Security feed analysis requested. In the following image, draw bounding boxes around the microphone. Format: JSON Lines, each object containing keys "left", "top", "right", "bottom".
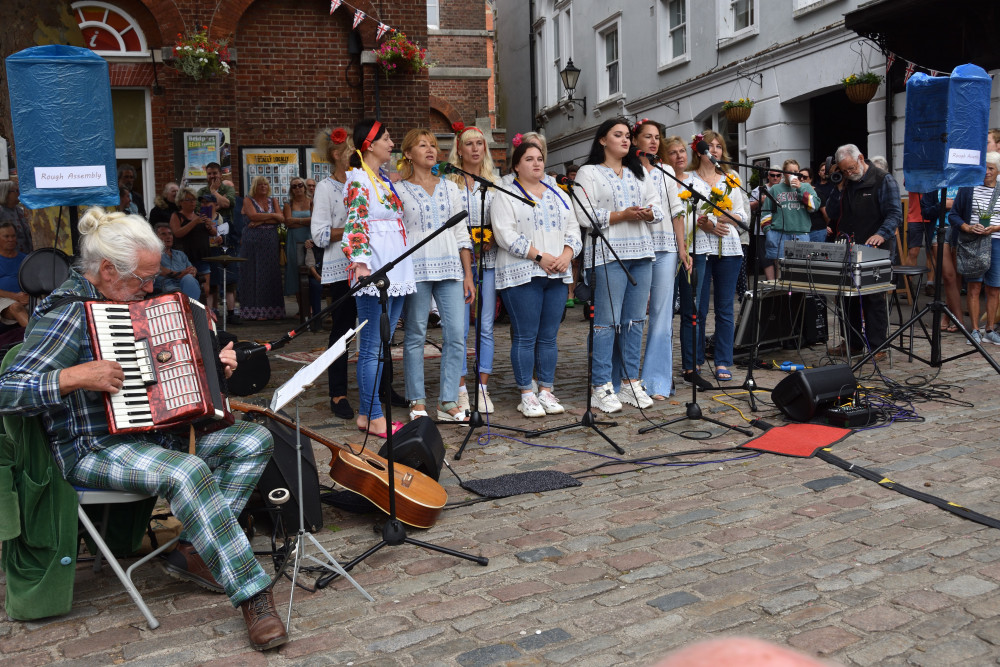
{"left": 430, "top": 161, "right": 456, "bottom": 176}
{"left": 695, "top": 140, "right": 721, "bottom": 168}
{"left": 443, "top": 210, "right": 469, "bottom": 228}
{"left": 633, "top": 148, "right": 660, "bottom": 163}
{"left": 556, "top": 174, "right": 576, "bottom": 187}
{"left": 235, "top": 342, "right": 271, "bottom": 362}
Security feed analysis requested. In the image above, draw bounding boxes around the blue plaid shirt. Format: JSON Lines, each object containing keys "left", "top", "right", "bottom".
{"left": 0, "top": 270, "right": 172, "bottom": 477}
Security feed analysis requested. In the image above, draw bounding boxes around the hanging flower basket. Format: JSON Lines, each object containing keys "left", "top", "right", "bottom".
{"left": 374, "top": 32, "right": 429, "bottom": 76}
{"left": 171, "top": 26, "right": 230, "bottom": 80}
{"left": 841, "top": 72, "right": 883, "bottom": 104}
{"left": 721, "top": 99, "right": 754, "bottom": 124}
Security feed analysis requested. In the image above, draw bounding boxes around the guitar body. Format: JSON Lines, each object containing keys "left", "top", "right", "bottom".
{"left": 230, "top": 401, "right": 447, "bottom": 529}
{"left": 329, "top": 447, "right": 447, "bottom": 529}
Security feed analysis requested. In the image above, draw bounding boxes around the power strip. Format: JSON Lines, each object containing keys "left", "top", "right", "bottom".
{"left": 823, "top": 404, "right": 876, "bottom": 428}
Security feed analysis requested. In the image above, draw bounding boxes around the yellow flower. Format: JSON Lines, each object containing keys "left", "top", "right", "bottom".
{"left": 470, "top": 227, "right": 482, "bottom": 244}
{"left": 719, "top": 196, "right": 733, "bottom": 211}
{"left": 725, "top": 173, "right": 741, "bottom": 189}
{"left": 482, "top": 229, "right": 493, "bottom": 244}
{"left": 678, "top": 190, "right": 692, "bottom": 200}
{"left": 711, "top": 186, "right": 725, "bottom": 198}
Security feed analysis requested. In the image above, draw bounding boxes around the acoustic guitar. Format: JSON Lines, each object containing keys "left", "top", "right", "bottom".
{"left": 231, "top": 401, "right": 447, "bottom": 529}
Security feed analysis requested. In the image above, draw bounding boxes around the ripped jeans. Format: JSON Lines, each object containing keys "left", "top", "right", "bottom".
{"left": 589, "top": 257, "right": 653, "bottom": 388}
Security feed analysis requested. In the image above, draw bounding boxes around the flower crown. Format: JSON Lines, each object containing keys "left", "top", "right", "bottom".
{"left": 632, "top": 118, "right": 653, "bottom": 135}
{"left": 330, "top": 127, "right": 347, "bottom": 145}
{"left": 511, "top": 133, "right": 524, "bottom": 148}
{"left": 690, "top": 133, "right": 705, "bottom": 154}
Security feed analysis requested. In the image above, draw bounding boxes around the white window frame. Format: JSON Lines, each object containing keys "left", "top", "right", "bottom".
{"left": 594, "top": 13, "right": 622, "bottom": 103}
{"left": 657, "top": 0, "right": 689, "bottom": 69}
{"left": 792, "top": 0, "right": 843, "bottom": 18}
{"left": 72, "top": 1, "right": 149, "bottom": 57}
{"left": 717, "top": 0, "right": 758, "bottom": 45}
{"left": 111, "top": 87, "right": 155, "bottom": 207}
{"left": 427, "top": 0, "right": 440, "bottom": 29}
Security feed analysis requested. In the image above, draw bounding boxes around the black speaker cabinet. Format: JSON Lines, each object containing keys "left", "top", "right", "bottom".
{"left": 249, "top": 412, "right": 323, "bottom": 533}
{"left": 378, "top": 416, "right": 445, "bottom": 480}
{"left": 771, "top": 365, "right": 857, "bottom": 422}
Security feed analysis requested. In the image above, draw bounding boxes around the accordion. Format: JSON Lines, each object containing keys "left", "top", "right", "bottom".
{"left": 85, "top": 293, "right": 234, "bottom": 434}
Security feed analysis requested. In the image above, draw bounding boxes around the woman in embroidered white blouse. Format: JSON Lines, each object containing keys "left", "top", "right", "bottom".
{"left": 492, "top": 140, "right": 582, "bottom": 417}
{"left": 573, "top": 118, "right": 663, "bottom": 415}
{"left": 396, "top": 129, "right": 475, "bottom": 423}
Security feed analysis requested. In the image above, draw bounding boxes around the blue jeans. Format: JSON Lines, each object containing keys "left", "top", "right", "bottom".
{"left": 404, "top": 280, "right": 465, "bottom": 405}
{"left": 809, "top": 228, "right": 829, "bottom": 243}
{"left": 591, "top": 258, "right": 653, "bottom": 387}
{"left": 699, "top": 254, "right": 742, "bottom": 368}
{"left": 463, "top": 267, "right": 496, "bottom": 377}
{"left": 679, "top": 253, "right": 707, "bottom": 370}
{"left": 642, "top": 251, "right": 679, "bottom": 396}
{"left": 355, "top": 293, "right": 405, "bottom": 421}
{"left": 501, "top": 277, "right": 567, "bottom": 390}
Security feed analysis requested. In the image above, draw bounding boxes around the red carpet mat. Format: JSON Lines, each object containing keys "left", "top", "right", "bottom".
{"left": 740, "top": 423, "right": 852, "bottom": 458}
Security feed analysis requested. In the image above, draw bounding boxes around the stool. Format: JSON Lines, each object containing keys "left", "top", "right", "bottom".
{"left": 890, "top": 265, "right": 930, "bottom": 360}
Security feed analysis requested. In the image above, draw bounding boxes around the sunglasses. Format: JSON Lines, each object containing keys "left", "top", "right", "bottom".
{"left": 291, "top": 183, "right": 305, "bottom": 189}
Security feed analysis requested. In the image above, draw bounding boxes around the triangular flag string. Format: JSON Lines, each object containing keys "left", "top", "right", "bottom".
{"left": 325, "top": 0, "right": 403, "bottom": 43}
{"left": 329, "top": 0, "right": 342, "bottom": 15}
{"left": 352, "top": 9, "right": 365, "bottom": 29}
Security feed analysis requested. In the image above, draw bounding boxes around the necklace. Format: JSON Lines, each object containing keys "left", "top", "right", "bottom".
{"left": 603, "top": 162, "right": 623, "bottom": 177}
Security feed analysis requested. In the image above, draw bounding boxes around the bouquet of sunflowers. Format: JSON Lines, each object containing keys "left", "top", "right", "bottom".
{"left": 678, "top": 172, "right": 741, "bottom": 255}
{"left": 470, "top": 225, "right": 493, "bottom": 259}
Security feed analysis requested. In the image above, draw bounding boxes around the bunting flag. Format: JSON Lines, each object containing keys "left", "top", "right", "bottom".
{"left": 929, "top": 69, "right": 939, "bottom": 77}
{"left": 329, "top": 0, "right": 342, "bottom": 14}
{"left": 376, "top": 22, "right": 390, "bottom": 40}
{"left": 353, "top": 9, "right": 365, "bottom": 29}
{"left": 885, "top": 52, "right": 895, "bottom": 75}
{"left": 903, "top": 60, "right": 916, "bottom": 84}
{"left": 325, "top": 0, "right": 404, "bottom": 43}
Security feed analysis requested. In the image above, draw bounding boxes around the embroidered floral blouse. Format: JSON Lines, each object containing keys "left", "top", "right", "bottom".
{"left": 457, "top": 179, "right": 497, "bottom": 270}
{"left": 647, "top": 164, "right": 684, "bottom": 253}
{"left": 341, "top": 167, "right": 416, "bottom": 297}
{"left": 572, "top": 164, "right": 663, "bottom": 267}
{"left": 395, "top": 177, "right": 472, "bottom": 283}
{"left": 683, "top": 170, "right": 746, "bottom": 257}
{"left": 491, "top": 182, "right": 582, "bottom": 289}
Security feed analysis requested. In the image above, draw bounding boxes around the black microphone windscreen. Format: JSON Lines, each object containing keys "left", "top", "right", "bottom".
{"left": 695, "top": 140, "right": 711, "bottom": 155}
{"left": 445, "top": 210, "right": 469, "bottom": 227}
{"left": 556, "top": 174, "right": 574, "bottom": 186}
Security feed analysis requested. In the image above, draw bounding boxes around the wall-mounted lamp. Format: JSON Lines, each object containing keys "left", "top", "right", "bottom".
{"left": 559, "top": 58, "right": 587, "bottom": 116}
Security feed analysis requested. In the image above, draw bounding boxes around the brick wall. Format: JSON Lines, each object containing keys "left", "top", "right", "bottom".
{"left": 112, "top": 0, "right": 428, "bottom": 192}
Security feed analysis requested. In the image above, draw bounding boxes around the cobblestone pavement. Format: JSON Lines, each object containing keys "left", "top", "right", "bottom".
{"left": 4, "top": 291, "right": 1000, "bottom": 666}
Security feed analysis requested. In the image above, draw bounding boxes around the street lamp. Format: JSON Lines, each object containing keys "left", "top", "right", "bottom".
{"left": 559, "top": 58, "right": 587, "bottom": 116}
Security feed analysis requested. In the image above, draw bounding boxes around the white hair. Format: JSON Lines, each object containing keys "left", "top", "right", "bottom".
{"left": 77, "top": 207, "right": 163, "bottom": 276}
{"left": 869, "top": 155, "right": 888, "bottom": 171}
{"left": 835, "top": 144, "right": 862, "bottom": 163}
{"left": 986, "top": 151, "right": 1000, "bottom": 169}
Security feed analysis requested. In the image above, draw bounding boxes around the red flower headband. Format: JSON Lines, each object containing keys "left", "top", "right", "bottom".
{"left": 511, "top": 133, "right": 524, "bottom": 148}
{"left": 361, "top": 121, "right": 382, "bottom": 151}
{"left": 632, "top": 118, "right": 653, "bottom": 135}
{"left": 454, "top": 122, "right": 485, "bottom": 138}
{"left": 690, "top": 133, "right": 705, "bottom": 155}
{"left": 330, "top": 127, "right": 347, "bottom": 145}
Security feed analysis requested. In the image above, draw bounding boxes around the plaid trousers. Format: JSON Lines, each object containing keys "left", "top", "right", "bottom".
{"left": 68, "top": 421, "right": 274, "bottom": 607}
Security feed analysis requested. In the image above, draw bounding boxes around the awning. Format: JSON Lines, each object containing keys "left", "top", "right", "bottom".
{"left": 845, "top": 0, "right": 1000, "bottom": 72}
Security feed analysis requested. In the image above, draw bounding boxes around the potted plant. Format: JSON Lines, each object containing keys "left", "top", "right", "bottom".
{"left": 171, "top": 26, "right": 230, "bottom": 80}
{"left": 721, "top": 98, "right": 754, "bottom": 124}
{"left": 374, "top": 32, "right": 429, "bottom": 76}
{"left": 841, "top": 72, "right": 883, "bottom": 104}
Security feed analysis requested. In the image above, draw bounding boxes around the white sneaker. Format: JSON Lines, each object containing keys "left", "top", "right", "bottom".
{"left": 591, "top": 382, "right": 623, "bottom": 413}
{"left": 536, "top": 389, "right": 565, "bottom": 414}
{"left": 456, "top": 388, "right": 471, "bottom": 413}
{"left": 477, "top": 385, "right": 494, "bottom": 413}
{"left": 985, "top": 330, "right": 1000, "bottom": 346}
{"left": 517, "top": 392, "right": 546, "bottom": 418}
{"left": 617, "top": 379, "right": 654, "bottom": 409}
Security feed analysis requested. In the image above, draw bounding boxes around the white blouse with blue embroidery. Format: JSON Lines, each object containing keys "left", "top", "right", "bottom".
{"left": 491, "top": 182, "right": 582, "bottom": 289}
{"left": 395, "top": 177, "right": 472, "bottom": 283}
{"left": 454, "top": 178, "right": 497, "bottom": 269}
{"left": 683, "top": 170, "right": 747, "bottom": 257}
{"left": 646, "top": 165, "right": 684, "bottom": 253}
{"left": 572, "top": 164, "right": 663, "bottom": 267}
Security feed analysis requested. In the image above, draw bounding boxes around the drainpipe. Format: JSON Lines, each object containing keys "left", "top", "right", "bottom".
{"left": 529, "top": 0, "right": 538, "bottom": 130}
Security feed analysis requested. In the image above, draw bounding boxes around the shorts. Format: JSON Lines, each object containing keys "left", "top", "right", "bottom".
{"left": 195, "top": 260, "right": 211, "bottom": 276}
{"left": 985, "top": 238, "right": 1000, "bottom": 288}
{"left": 764, "top": 229, "right": 809, "bottom": 261}
{"left": 906, "top": 221, "right": 933, "bottom": 251}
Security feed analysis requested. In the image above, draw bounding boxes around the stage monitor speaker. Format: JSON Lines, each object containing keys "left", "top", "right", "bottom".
{"left": 771, "top": 365, "right": 857, "bottom": 422}
{"left": 378, "top": 416, "right": 445, "bottom": 481}
{"left": 247, "top": 411, "right": 323, "bottom": 533}
{"left": 735, "top": 290, "right": 802, "bottom": 350}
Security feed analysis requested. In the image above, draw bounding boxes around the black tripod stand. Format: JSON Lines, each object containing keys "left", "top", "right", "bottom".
{"left": 854, "top": 186, "right": 1000, "bottom": 375}
{"left": 445, "top": 166, "right": 540, "bottom": 460}
{"left": 525, "top": 181, "right": 637, "bottom": 454}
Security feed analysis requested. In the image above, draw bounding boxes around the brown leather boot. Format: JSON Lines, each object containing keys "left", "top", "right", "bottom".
{"left": 162, "top": 542, "right": 224, "bottom": 593}
{"left": 241, "top": 589, "right": 288, "bottom": 651}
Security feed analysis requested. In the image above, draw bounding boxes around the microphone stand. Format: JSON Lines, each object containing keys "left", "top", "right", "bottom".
{"left": 294, "top": 209, "right": 489, "bottom": 588}
{"left": 525, "top": 180, "right": 634, "bottom": 454}
{"left": 636, "top": 161, "right": 752, "bottom": 437}
{"left": 445, "top": 167, "right": 541, "bottom": 460}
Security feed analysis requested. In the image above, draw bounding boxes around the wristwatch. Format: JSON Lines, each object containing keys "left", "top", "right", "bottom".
{"left": 534, "top": 254, "right": 543, "bottom": 263}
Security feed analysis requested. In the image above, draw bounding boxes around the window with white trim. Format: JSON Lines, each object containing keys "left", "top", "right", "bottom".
{"left": 718, "top": 0, "right": 757, "bottom": 41}
{"left": 596, "top": 18, "right": 620, "bottom": 100}
{"left": 658, "top": 0, "right": 687, "bottom": 65}
{"left": 72, "top": 1, "right": 149, "bottom": 56}
{"left": 427, "top": 0, "right": 440, "bottom": 29}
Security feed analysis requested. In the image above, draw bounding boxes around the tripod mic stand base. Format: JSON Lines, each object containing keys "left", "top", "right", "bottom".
{"left": 638, "top": 404, "right": 753, "bottom": 436}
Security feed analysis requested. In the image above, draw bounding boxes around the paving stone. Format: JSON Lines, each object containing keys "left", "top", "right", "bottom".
{"left": 845, "top": 633, "right": 916, "bottom": 666}
{"left": 646, "top": 591, "right": 699, "bottom": 612}
{"left": 934, "top": 575, "right": 999, "bottom": 598}
{"left": 542, "top": 635, "right": 619, "bottom": 664}
{"left": 455, "top": 643, "right": 521, "bottom": 667}
{"left": 514, "top": 546, "right": 564, "bottom": 563}
{"left": 904, "top": 637, "right": 992, "bottom": 666}
{"left": 367, "top": 626, "right": 446, "bottom": 654}
{"left": 843, "top": 604, "right": 912, "bottom": 632}
{"left": 515, "top": 627, "right": 572, "bottom": 651}
{"left": 788, "top": 625, "right": 860, "bottom": 654}
{"left": 760, "top": 589, "right": 820, "bottom": 615}
{"left": 803, "top": 476, "right": 853, "bottom": 491}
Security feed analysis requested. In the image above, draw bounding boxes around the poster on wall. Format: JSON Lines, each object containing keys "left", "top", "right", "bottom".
{"left": 0, "top": 137, "right": 8, "bottom": 181}
{"left": 183, "top": 129, "right": 230, "bottom": 181}
{"left": 306, "top": 149, "right": 331, "bottom": 184}
{"left": 241, "top": 147, "right": 301, "bottom": 207}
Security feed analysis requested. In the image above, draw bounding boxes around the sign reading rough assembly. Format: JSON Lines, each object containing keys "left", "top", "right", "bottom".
{"left": 33, "top": 165, "right": 107, "bottom": 188}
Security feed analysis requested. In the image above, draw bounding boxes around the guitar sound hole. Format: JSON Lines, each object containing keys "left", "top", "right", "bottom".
{"left": 365, "top": 458, "right": 386, "bottom": 472}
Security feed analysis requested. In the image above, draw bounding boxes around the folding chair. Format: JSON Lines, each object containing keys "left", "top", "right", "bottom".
{"left": 75, "top": 488, "right": 180, "bottom": 629}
